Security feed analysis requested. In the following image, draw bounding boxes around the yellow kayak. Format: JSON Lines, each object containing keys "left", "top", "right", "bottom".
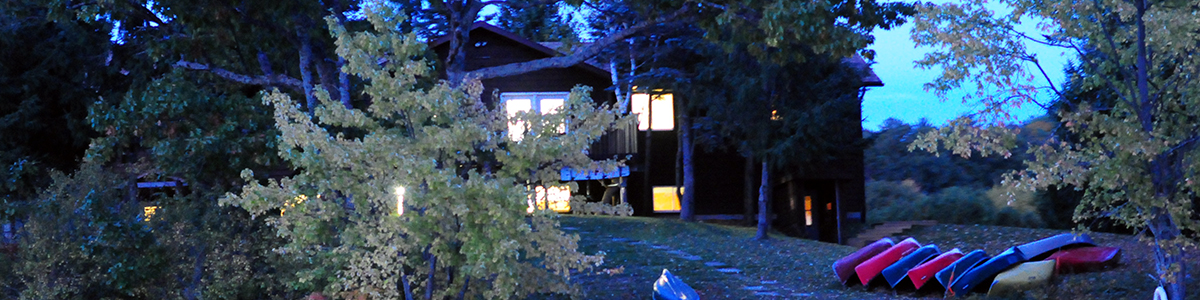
{"left": 987, "top": 260, "right": 1055, "bottom": 297}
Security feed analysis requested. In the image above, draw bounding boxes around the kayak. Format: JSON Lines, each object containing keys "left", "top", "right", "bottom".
{"left": 908, "top": 248, "right": 964, "bottom": 290}
{"left": 854, "top": 237, "right": 920, "bottom": 286}
{"left": 1016, "top": 233, "right": 1094, "bottom": 260}
{"left": 833, "top": 237, "right": 895, "bottom": 285}
{"left": 1046, "top": 246, "right": 1121, "bottom": 274}
{"left": 882, "top": 244, "right": 941, "bottom": 288}
{"left": 947, "top": 247, "right": 1026, "bottom": 297}
{"left": 987, "top": 260, "right": 1055, "bottom": 297}
{"left": 653, "top": 269, "right": 700, "bottom": 300}
{"left": 935, "top": 249, "right": 988, "bottom": 293}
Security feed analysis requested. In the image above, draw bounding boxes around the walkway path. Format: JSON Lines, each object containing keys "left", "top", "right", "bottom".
{"left": 563, "top": 226, "right": 816, "bottom": 298}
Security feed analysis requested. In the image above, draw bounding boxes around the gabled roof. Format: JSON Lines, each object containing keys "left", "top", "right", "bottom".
{"left": 430, "top": 22, "right": 883, "bottom": 87}
{"left": 430, "top": 22, "right": 611, "bottom": 78}
{"left": 843, "top": 55, "right": 884, "bottom": 87}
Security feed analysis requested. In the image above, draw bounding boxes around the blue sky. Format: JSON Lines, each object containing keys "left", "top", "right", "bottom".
{"left": 860, "top": 4, "right": 1073, "bottom": 131}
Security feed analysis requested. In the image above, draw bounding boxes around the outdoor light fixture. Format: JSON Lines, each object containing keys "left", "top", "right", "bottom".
{"left": 395, "top": 186, "right": 406, "bottom": 216}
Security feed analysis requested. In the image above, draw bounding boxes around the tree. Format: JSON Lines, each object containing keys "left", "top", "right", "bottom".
{"left": 223, "top": 7, "right": 625, "bottom": 299}
{"left": 494, "top": 0, "right": 579, "bottom": 42}
{"left": 0, "top": 0, "right": 126, "bottom": 225}
{"left": 910, "top": 0, "right": 1200, "bottom": 297}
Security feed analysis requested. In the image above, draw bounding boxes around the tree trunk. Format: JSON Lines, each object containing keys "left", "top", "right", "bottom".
{"left": 1148, "top": 209, "right": 1185, "bottom": 300}
{"left": 754, "top": 161, "right": 771, "bottom": 240}
{"left": 679, "top": 108, "right": 695, "bottom": 222}
{"left": 297, "top": 29, "right": 316, "bottom": 115}
{"left": 744, "top": 154, "right": 755, "bottom": 225}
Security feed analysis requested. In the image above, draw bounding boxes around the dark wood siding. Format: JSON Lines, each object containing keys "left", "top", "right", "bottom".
{"left": 432, "top": 28, "right": 635, "bottom": 157}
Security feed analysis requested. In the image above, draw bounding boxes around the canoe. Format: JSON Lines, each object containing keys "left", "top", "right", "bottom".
{"left": 833, "top": 238, "right": 895, "bottom": 285}
{"left": 652, "top": 269, "right": 700, "bottom": 300}
{"left": 1016, "top": 233, "right": 1094, "bottom": 260}
{"left": 854, "top": 237, "right": 920, "bottom": 286}
{"left": 987, "top": 260, "right": 1055, "bottom": 297}
{"left": 1046, "top": 246, "right": 1121, "bottom": 274}
{"left": 882, "top": 244, "right": 941, "bottom": 288}
{"left": 947, "top": 247, "right": 1026, "bottom": 297}
{"left": 908, "top": 248, "right": 964, "bottom": 290}
{"left": 935, "top": 249, "right": 988, "bottom": 293}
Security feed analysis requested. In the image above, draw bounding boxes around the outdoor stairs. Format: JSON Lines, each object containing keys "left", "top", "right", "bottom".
{"left": 845, "top": 220, "right": 938, "bottom": 248}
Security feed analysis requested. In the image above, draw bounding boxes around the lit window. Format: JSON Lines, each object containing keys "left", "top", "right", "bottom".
{"left": 804, "top": 196, "right": 813, "bottom": 226}
{"left": 143, "top": 206, "right": 159, "bottom": 221}
{"left": 631, "top": 93, "right": 674, "bottom": 131}
{"left": 501, "top": 92, "right": 569, "bottom": 141}
{"left": 527, "top": 185, "right": 571, "bottom": 213}
{"left": 652, "top": 186, "right": 683, "bottom": 212}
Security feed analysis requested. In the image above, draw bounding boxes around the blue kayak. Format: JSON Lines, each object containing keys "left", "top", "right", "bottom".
{"left": 881, "top": 244, "right": 941, "bottom": 288}
{"left": 947, "top": 247, "right": 1026, "bottom": 297}
{"left": 653, "top": 269, "right": 700, "bottom": 300}
{"left": 1016, "top": 233, "right": 1094, "bottom": 260}
{"left": 935, "top": 249, "right": 988, "bottom": 293}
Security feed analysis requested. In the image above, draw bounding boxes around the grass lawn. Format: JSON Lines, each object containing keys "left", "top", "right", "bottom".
{"left": 539, "top": 215, "right": 1200, "bottom": 299}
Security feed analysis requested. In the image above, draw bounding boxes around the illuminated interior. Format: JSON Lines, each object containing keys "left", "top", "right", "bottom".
{"left": 143, "top": 206, "right": 159, "bottom": 222}
{"left": 528, "top": 185, "right": 571, "bottom": 213}
{"left": 804, "top": 196, "right": 813, "bottom": 226}
{"left": 652, "top": 186, "right": 683, "bottom": 212}
{"left": 502, "top": 92, "right": 568, "bottom": 141}
{"left": 631, "top": 93, "right": 675, "bottom": 131}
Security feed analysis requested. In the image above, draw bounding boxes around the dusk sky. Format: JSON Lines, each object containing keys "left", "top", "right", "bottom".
{"left": 860, "top": 4, "right": 1073, "bottom": 131}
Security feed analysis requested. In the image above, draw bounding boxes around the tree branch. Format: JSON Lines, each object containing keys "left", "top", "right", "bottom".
{"left": 174, "top": 60, "right": 303, "bottom": 90}
{"left": 463, "top": 5, "right": 694, "bottom": 80}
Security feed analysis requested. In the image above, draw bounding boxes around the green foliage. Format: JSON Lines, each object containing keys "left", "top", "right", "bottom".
{"left": 0, "top": 0, "right": 128, "bottom": 220}
{"left": 568, "top": 200, "right": 633, "bottom": 216}
{"left": 866, "top": 118, "right": 1028, "bottom": 192}
{"left": 866, "top": 181, "right": 1044, "bottom": 227}
{"left": 865, "top": 180, "right": 927, "bottom": 223}
{"left": 494, "top": 0, "right": 579, "bottom": 43}
{"left": 911, "top": 0, "right": 1200, "bottom": 295}
{"left": 223, "top": 6, "right": 629, "bottom": 299}
{"left": 12, "top": 163, "right": 169, "bottom": 299}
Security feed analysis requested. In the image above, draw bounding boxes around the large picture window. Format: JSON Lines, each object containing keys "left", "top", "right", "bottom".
{"left": 631, "top": 93, "right": 674, "bottom": 131}
{"left": 501, "top": 92, "right": 569, "bottom": 141}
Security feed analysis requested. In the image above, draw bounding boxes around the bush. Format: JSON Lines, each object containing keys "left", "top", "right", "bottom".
{"left": 866, "top": 180, "right": 927, "bottom": 223}
{"left": 866, "top": 180, "right": 1047, "bottom": 228}
{"left": 923, "top": 186, "right": 995, "bottom": 225}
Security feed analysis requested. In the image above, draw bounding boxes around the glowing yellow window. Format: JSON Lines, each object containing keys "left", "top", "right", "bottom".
{"left": 502, "top": 92, "right": 569, "bottom": 141}
{"left": 804, "top": 196, "right": 813, "bottom": 226}
{"left": 631, "top": 93, "right": 674, "bottom": 131}
{"left": 143, "top": 206, "right": 159, "bottom": 222}
{"left": 652, "top": 186, "right": 683, "bottom": 213}
{"left": 527, "top": 185, "right": 571, "bottom": 213}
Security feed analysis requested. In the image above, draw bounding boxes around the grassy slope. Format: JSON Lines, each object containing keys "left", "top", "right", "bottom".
{"left": 544, "top": 215, "right": 1200, "bottom": 300}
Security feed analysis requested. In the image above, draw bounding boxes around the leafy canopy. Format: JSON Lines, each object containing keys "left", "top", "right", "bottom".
{"left": 223, "top": 4, "right": 629, "bottom": 299}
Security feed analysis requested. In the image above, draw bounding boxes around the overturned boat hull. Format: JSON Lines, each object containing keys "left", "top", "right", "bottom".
{"left": 908, "top": 248, "right": 964, "bottom": 290}
{"left": 833, "top": 238, "right": 895, "bottom": 285}
{"left": 988, "top": 260, "right": 1055, "bottom": 297}
{"left": 1047, "top": 246, "right": 1121, "bottom": 274}
{"left": 882, "top": 244, "right": 941, "bottom": 288}
{"left": 854, "top": 237, "right": 920, "bottom": 286}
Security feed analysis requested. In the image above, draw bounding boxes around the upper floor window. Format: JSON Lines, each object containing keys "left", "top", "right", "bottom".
{"left": 631, "top": 93, "right": 674, "bottom": 131}
{"left": 501, "top": 92, "right": 569, "bottom": 141}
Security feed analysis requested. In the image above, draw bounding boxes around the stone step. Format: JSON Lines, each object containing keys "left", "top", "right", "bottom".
{"left": 845, "top": 220, "right": 937, "bottom": 247}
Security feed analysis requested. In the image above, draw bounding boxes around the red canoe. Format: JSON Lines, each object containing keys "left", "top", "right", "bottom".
{"left": 1046, "top": 246, "right": 1121, "bottom": 274}
{"left": 833, "top": 238, "right": 895, "bottom": 285}
{"left": 854, "top": 237, "right": 920, "bottom": 286}
{"left": 907, "top": 248, "right": 964, "bottom": 290}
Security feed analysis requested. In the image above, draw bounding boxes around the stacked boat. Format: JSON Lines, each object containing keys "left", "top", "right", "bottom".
{"left": 832, "top": 233, "right": 1121, "bottom": 297}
